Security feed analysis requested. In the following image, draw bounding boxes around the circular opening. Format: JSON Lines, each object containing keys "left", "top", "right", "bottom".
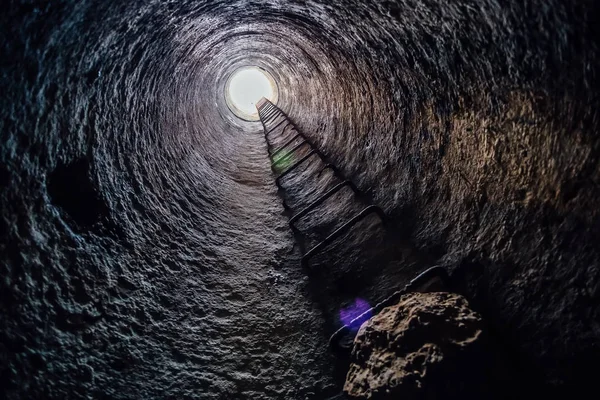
{"left": 225, "top": 67, "right": 278, "bottom": 121}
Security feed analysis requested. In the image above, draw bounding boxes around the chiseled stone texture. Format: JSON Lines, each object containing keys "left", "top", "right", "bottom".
{"left": 344, "top": 292, "right": 487, "bottom": 399}
{"left": 2, "top": 0, "right": 599, "bottom": 397}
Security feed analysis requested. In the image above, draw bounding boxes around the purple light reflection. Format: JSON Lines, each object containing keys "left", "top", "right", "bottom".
{"left": 339, "top": 298, "right": 372, "bottom": 331}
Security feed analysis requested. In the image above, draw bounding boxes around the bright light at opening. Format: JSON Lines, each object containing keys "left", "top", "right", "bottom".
{"left": 226, "top": 67, "right": 276, "bottom": 120}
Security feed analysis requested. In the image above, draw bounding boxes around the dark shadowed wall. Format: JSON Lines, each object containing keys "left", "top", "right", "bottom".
{"left": 1, "top": 0, "right": 599, "bottom": 398}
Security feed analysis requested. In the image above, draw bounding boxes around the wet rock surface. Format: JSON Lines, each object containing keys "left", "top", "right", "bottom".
{"left": 1, "top": 0, "right": 599, "bottom": 398}
{"left": 344, "top": 292, "right": 489, "bottom": 399}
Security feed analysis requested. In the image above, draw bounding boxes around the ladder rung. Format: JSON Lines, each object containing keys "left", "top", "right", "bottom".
{"left": 272, "top": 141, "right": 310, "bottom": 167}
{"left": 259, "top": 101, "right": 274, "bottom": 111}
{"left": 329, "top": 267, "right": 448, "bottom": 354}
{"left": 300, "top": 205, "right": 385, "bottom": 268}
{"left": 258, "top": 103, "right": 273, "bottom": 112}
{"left": 258, "top": 107, "right": 274, "bottom": 117}
{"left": 271, "top": 133, "right": 303, "bottom": 159}
{"left": 265, "top": 115, "right": 282, "bottom": 125}
{"left": 256, "top": 102, "right": 269, "bottom": 111}
{"left": 266, "top": 120, "right": 291, "bottom": 136}
{"left": 275, "top": 150, "right": 318, "bottom": 184}
{"left": 262, "top": 107, "right": 280, "bottom": 119}
{"left": 289, "top": 180, "right": 357, "bottom": 225}
{"left": 260, "top": 110, "right": 277, "bottom": 121}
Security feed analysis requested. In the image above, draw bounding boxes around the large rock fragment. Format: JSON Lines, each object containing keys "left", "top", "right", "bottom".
{"left": 344, "top": 292, "right": 489, "bottom": 399}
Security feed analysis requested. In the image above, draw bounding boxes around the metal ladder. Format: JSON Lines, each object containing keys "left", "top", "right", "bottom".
{"left": 256, "top": 98, "right": 450, "bottom": 356}
{"left": 256, "top": 98, "right": 386, "bottom": 270}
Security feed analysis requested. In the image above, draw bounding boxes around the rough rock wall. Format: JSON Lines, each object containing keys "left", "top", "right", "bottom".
{"left": 344, "top": 292, "right": 488, "bottom": 400}
{"left": 1, "top": 0, "right": 599, "bottom": 398}
{"left": 283, "top": 0, "right": 600, "bottom": 391}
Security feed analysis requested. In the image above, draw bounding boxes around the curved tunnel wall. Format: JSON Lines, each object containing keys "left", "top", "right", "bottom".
{"left": 1, "top": 0, "right": 599, "bottom": 398}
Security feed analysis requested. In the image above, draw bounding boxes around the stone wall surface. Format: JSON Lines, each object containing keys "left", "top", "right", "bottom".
{"left": 1, "top": 0, "right": 599, "bottom": 398}
{"left": 344, "top": 292, "right": 489, "bottom": 399}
